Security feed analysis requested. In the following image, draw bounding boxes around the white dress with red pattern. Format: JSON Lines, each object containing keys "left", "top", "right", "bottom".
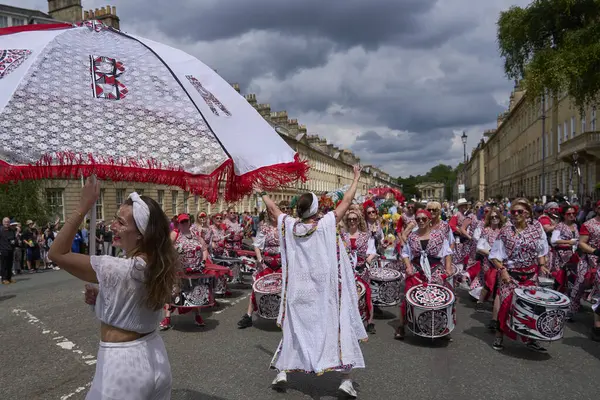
{"left": 253, "top": 222, "right": 282, "bottom": 274}
{"left": 209, "top": 225, "right": 227, "bottom": 256}
{"left": 224, "top": 219, "right": 244, "bottom": 251}
{"left": 549, "top": 222, "right": 579, "bottom": 272}
{"left": 574, "top": 218, "right": 600, "bottom": 313}
{"left": 340, "top": 231, "right": 376, "bottom": 282}
{"left": 174, "top": 231, "right": 205, "bottom": 271}
{"left": 467, "top": 226, "right": 501, "bottom": 292}
{"left": 489, "top": 223, "right": 548, "bottom": 341}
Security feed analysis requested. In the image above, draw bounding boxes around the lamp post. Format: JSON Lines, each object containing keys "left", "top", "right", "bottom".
{"left": 460, "top": 131, "right": 468, "bottom": 199}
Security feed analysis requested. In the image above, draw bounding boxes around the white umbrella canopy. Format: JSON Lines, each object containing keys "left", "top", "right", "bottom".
{"left": 0, "top": 21, "right": 308, "bottom": 203}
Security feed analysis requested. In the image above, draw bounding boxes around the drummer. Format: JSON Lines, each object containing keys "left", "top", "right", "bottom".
{"left": 237, "top": 209, "right": 282, "bottom": 329}
{"left": 160, "top": 213, "right": 209, "bottom": 330}
{"left": 340, "top": 209, "right": 377, "bottom": 333}
{"left": 577, "top": 200, "right": 600, "bottom": 340}
{"left": 395, "top": 209, "right": 453, "bottom": 340}
{"left": 549, "top": 206, "right": 579, "bottom": 302}
{"left": 489, "top": 198, "right": 550, "bottom": 352}
{"left": 191, "top": 212, "right": 212, "bottom": 244}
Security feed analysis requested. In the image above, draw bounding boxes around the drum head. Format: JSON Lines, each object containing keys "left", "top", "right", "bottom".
{"left": 370, "top": 267, "right": 402, "bottom": 281}
{"left": 253, "top": 273, "right": 282, "bottom": 293}
{"left": 406, "top": 284, "right": 455, "bottom": 308}
{"left": 514, "top": 287, "right": 570, "bottom": 307}
{"left": 538, "top": 277, "right": 554, "bottom": 287}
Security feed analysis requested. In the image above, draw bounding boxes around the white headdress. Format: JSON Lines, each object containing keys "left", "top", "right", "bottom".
{"left": 128, "top": 192, "right": 150, "bottom": 235}
{"left": 301, "top": 193, "right": 319, "bottom": 219}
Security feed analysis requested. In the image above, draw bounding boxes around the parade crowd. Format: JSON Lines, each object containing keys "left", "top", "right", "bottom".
{"left": 3, "top": 182, "right": 600, "bottom": 399}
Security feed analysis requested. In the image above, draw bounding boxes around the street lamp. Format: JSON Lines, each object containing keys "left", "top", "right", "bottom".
{"left": 460, "top": 131, "right": 467, "bottom": 199}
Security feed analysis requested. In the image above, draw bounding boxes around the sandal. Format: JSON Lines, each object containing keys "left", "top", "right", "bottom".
{"left": 394, "top": 326, "right": 405, "bottom": 340}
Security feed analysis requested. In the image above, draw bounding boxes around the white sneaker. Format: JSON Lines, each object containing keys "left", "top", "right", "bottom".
{"left": 53, "top": 266, "right": 60, "bottom": 271}
{"left": 338, "top": 379, "right": 357, "bottom": 398}
{"left": 271, "top": 371, "right": 287, "bottom": 390}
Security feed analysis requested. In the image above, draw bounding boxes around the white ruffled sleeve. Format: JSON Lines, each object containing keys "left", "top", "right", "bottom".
{"left": 472, "top": 226, "right": 482, "bottom": 241}
{"left": 401, "top": 242, "right": 412, "bottom": 260}
{"left": 367, "top": 237, "right": 377, "bottom": 256}
{"left": 438, "top": 239, "right": 453, "bottom": 257}
{"left": 477, "top": 236, "right": 491, "bottom": 253}
{"left": 550, "top": 229, "right": 561, "bottom": 245}
{"left": 253, "top": 229, "right": 266, "bottom": 250}
{"left": 489, "top": 239, "right": 507, "bottom": 261}
{"left": 537, "top": 235, "right": 549, "bottom": 257}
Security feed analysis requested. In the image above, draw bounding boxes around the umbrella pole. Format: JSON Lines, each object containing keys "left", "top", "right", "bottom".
{"left": 89, "top": 203, "right": 97, "bottom": 256}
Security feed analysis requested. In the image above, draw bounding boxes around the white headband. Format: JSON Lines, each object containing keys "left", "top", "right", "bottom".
{"left": 128, "top": 192, "right": 150, "bottom": 235}
{"left": 302, "top": 193, "right": 319, "bottom": 219}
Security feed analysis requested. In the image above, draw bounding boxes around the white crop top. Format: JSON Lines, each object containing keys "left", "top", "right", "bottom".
{"left": 90, "top": 255, "right": 161, "bottom": 333}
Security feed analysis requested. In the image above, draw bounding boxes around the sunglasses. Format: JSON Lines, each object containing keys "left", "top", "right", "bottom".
{"left": 347, "top": 218, "right": 358, "bottom": 222}
{"left": 214, "top": 217, "right": 222, "bottom": 220}
{"left": 510, "top": 209, "right": 526, "bottom": 216}
{"left": 415, "top": 217, "right": 429, "bottom": 223}
{"left": 426, "top": 208, "right": 439, "bottom": 212}
{"left": 407, "top": 206, "right": 414, "bottom": 209}
{"left": 367, "top": 210, "right": 377, "bottom": 215}
{"left": 565, "top": 212, "right": 576, "bottom": 216}
{"left": 490, "top": 215, "right": 500, "bottom": 220}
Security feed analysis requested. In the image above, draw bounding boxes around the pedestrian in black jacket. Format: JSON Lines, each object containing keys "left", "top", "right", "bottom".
{"left": 0, "top": 217, "right": 17, "bottom": 283}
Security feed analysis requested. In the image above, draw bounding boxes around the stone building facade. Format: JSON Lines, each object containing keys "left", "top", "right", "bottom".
{"left": 416, "top": 182, "right": 445, "bottom": 201}
{"left": 464, "top": 83, "right": 599, "bottom": 201}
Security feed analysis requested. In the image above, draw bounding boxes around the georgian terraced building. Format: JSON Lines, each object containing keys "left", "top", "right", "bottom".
{"left": 464, "top": 83, "right": 600, "bottom": 202}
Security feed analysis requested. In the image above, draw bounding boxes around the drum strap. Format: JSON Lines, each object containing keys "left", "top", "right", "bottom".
{"left": 508, "top": 270, "right": 535, "bottom": 282}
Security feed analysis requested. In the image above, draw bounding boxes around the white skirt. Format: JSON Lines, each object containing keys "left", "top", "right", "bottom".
{"left": 86, "top": 331, "right": 172, "bottom": 400}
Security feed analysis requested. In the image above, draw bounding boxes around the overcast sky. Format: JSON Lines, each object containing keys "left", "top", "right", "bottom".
{"left": 6, "top": 0, "right": 530, "bottom": 177}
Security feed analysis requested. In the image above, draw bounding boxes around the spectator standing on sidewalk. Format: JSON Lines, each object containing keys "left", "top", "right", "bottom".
{"left": 103, "top": 225, "right": 114, "bottom": 256}
{"left": 22, "top": 220, "right": 41, "bottom": 273}
{"left": 0, "top": 217, "right": 17, "bottom": 284}
{"left": 12, "top": 222, "right": 23, "bottom": 275}
{"left": 81, "top": 223, "right": 89, "bottom": 254}
{"left": 95, "top": 222, "right": 104, "bottom": 255}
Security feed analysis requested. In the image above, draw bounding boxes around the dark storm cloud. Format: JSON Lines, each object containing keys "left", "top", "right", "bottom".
{"left": 117, "top": 0, "right": 468, "bottom": 50}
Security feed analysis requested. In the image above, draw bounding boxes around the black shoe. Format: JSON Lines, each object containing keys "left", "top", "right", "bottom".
{"left": 591, "top": 327, "right": 600, "bottom": 342}
{"left": 526, "top": 340, "right": 547, "bottom": 353}
{"left": 475, "top": 302, "right": 485, "bottom": 313}
{"left": 492, "top": 337, "right": 504, "bottom": 351}
{"left": 237, "top": 314, "right": 253, "bottom": 329}
{"left": 366, "top": 323, "right": 376, "bottom": 334}
{"left": 488, "top": 319, "right": 499, "bottom": 332}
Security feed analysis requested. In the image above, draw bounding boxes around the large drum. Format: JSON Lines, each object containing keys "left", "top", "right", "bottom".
{"left": 509, "top": 287, "right": 570, "bottom": 341}
{"left": 356, "top": 278, "right": 368, "bottom": 325}
{"left": 406, "top": 284, "right": 456, "bottom": 338}
{"left": 172, "top": 274, "right": 215, "bottom": 309}
{"left": 370, "top": 268, "right": 403, "bottom": 307}
{"left": 253, "top": 273, "right": 282, "bottom": 320}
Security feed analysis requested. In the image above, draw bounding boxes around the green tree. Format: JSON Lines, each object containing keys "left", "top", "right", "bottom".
{"left": 0, "top": 181, "right": 51, "bottom": 225}
{"left": 397, "top": 163, "right": 460, "bottom": 200}
{"left": 497, "top": 0, "right": 600, "bottom": 110}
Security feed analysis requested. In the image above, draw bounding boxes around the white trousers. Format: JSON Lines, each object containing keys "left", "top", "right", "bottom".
{"left": 86, "top": 331, "right": 172, "bottom": 400}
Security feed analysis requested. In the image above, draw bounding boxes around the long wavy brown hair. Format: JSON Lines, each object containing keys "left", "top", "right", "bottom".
{"left": 484, "top": 206, "right": 506, "bottom": 228}
{"left": 125, "top": 196, "right": 179, "bottom": 311}
{"left": 343, "top": 209, "right": 368, "bottom": 232}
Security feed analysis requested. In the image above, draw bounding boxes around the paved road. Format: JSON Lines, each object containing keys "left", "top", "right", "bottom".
{"left": 1, "top": 270, "right": 599, "bottom": 400}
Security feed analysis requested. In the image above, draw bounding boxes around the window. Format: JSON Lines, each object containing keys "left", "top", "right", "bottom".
{"left": 592, "top": 108, "right": 597, "bottom": 131}
{"left": 571, "top": 116, "right": 576, "bottom": 137}
{"left": 171, "top": 191, "right": 178, "bottom": 215}
{"left": 0, "top": 16, "right": 8, "bottom": 28}
{"left": 116, "top": 189, "right": 125, "bottom": 207}
{"left": 582, "top": 114, "right": 586, "bottom": 133}
{"left": 183, "top": 192, "right": 189, "bottom": 214}
{"left": 563, "top": 121, "right": 568, "bottom": 141}
{"left": 11, "top": 17, "right": 25, "bottom": 26}
{"left": 135, "top": 189, "right": 144, "bottom": 196}
{"left": 557, "top": 125, "right": 561, "bottom": 152}
{"left": 157, "top": 190, "right": 164, "bottom": 209}
{"left": 46, "top": 189, "right": 65, "bottom": 221}
{"left": 96, "top": 189, "right": 105, "bottom": 220}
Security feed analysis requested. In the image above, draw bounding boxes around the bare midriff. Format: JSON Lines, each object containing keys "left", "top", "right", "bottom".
{"left": 100, "top": 322, "right": 152, "bottom": 343}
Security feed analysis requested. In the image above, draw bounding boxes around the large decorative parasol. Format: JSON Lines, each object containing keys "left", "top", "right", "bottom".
{"left": 368, "top": 187, "right": 405, "bottom": 204}
{"left": 0, "top": 21, "right": 308, "bottom": 204}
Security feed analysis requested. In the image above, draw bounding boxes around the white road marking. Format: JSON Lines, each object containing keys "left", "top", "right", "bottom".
{"left": 213, "top": 293, "right": 250, "bottom": 314}
{"left": 12, "top": 309, "right": 97, "bottom": 366}
{"left": 59, "top": 382, "right": 92, "bottom": 400}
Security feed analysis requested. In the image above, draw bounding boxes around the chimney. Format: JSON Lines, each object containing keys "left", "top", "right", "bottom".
{"left": 94, "top": 4, "right": 121, "bottom": 30}
{"left": 48, "top": 0, "right": 83, "bottom": 23}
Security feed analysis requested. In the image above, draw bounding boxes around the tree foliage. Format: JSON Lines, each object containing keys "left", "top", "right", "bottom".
{"left": 397, "top": 164, "right": 460, "bottom": 200}
{"left": 497, "top": 0, "right": 600, "bottom": 110}
{"left": 0, "top": 181, "right": 51, "bottom": 225}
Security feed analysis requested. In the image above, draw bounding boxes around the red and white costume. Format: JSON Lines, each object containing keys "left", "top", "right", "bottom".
{"left": 400, "top": 228, "right": 453, "bottom": 318}
{"left": 490, "top": 223, "right": 549, "bottom": 341}
{"left": 224, "top": 218, "right": 244, "bottom": 252}
{"left": 251, "top": 222, "right": 281, "bottom": 310}
{"left": 574, "top": 218, "right": 600, "bottom": 313}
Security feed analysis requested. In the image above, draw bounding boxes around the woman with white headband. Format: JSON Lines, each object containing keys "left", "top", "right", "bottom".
{"left": 49, "top": 177, "right": 178, "bottom": 400}
{"left": 261, "top": 164, "right": 367, "bottom": 398}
